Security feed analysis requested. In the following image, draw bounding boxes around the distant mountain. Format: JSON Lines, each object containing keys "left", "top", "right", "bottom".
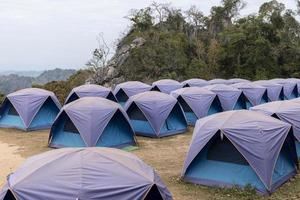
{"left": 33, "top": 68, "right": 76, "bottom": 85}
{"left": 0, "top": 68, "right": 76, "bottom": 94}
{"left": 0, "top": 70, "right": 43, "bottom": 77}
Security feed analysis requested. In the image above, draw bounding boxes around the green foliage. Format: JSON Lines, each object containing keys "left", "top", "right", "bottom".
{"left": 119, "top": 0, "right": 300, "bottom": 81}
{"left": 33, "top": 69, "right": 93, "bottom": 104}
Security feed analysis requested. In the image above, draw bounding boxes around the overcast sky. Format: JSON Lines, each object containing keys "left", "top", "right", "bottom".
{"left": 0, "top": 0, "right": 298, "bottom": 71}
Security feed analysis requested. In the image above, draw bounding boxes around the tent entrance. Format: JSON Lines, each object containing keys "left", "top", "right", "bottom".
{"left": 150, "top": 86, "right": 160, "bottom": 92}
{"left": 127, "top": 102, "right": 155, "bottom": 135}
{"left": 96, "top": 109, "right": 135, "bottom": 148}
{"left": 3, "top": 190, "right": 16, "bottom": 200}
{"left": 177, "top": 96, "right": 197, "bottom": 125}
{"left": 66, "top": 93, "right": 80, "bottom": 104}
{"left": 144, "top": 184, "right": 163, "bottom": 200}
{"left": 116, "top": 89, "right": 129, "bottom": 103}
{"left": 208, "top": 97, "right": 223, "bottom": 115}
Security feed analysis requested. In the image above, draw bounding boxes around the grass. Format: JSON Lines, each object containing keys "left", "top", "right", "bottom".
{"left": 0, "top": 127, "right": 299, "bottom": 199}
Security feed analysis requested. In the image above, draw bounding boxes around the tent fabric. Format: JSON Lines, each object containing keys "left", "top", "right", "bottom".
{"left": 202, "top": 84, "right": 243, "bottom": 111}
{"left": 0, "top": 148, "right": 173, "bottom": 200}
{"left": 170, "top": 87, "right": 217, "bottom": 119}
{"left": 232, "top": 82, "right": 267, "bottom": 107}
{"left": 269, "top": 79, "right": 297, "bottom": 99}
{"left": 250, "top": 100, "right": 300, "bottom": 142}
{"left": 182, "top": 110, "right": 297, "bottom": 193}
{"left": 49, "top": 97, "right": 136, "bottom": 147}
{"left": 208, "top": 79, "right": 230, "bottom": 85}
{"left": 65, "top": 84, "right": 116, "bottom": 104}
{"left": 152, "top": 79, "right": 183, "bottom": 94}
{"left": 113, "top": 81, "right": 152, "bottom": 99}
{"left": 0, "top": 88, "right": 61, "bottom": 130}
{"left": 253, "top": 80, "right": 284, "bottom": 101}
{"left": 125, "top": 91, "right": 187, "bottom": 137}
{"left": 181, "top": 79, "right": 209, "bottom": 87}
{"left": 227, "top": 78, "right": 250, "bottom": 84}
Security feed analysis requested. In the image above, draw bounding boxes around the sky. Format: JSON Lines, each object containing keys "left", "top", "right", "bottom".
{"left": 0, "top": 0, "right": 298, "bottom": 71}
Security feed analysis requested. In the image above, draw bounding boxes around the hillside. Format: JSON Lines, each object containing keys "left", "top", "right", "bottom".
{"left": 90, "top": 0, "right": 300, "bottom": 86}
{"left": 0, "top": 68, "right": 76, "bottom": 94}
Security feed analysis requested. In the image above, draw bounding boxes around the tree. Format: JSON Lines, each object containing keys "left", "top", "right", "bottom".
{"left": 86, "top": 33, "right": 110, "bottom": 71}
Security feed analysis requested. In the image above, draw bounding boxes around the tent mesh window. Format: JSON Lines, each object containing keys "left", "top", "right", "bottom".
{"left": 177, "top": 96, "right": 193, "bottom": 112}
{"left": 8, "top": 105, "right": 19, "bottom": 116}
{"left": 127, "top": 103, "right": 147, "bottom": 121}
{"left": 207, "top": 132, "right": 249, "bottom": 166}
{"left": 63, "top": 117, "right": 79, "bottom": 134}
{"left": 3, "top": 190, "right": 16, "bottom": 200}
{"left": 144, "top": 184, "right": 163, "bottom": 200}
{"left": 116, "top": 89, "right": 129, "bottom": 102}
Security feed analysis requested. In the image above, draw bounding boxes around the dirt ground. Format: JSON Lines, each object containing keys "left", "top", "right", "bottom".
{"left": 0, "top": 127, "right": 299, "bottom": 200}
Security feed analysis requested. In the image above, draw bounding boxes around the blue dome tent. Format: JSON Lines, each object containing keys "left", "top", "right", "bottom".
{"left": 65, "top": 84, "right": 117, "bottom": 104}
{"left": 181, "top": 79, "right": 209, "bottom": 87}
{"left": 113, "top": 81, "right": 151, "bottom": 106}
{"left": 202, "top": 84, "right": 246, "bottom": 111}
{"left": 0, "top": 88, "right": 61, "bottom": 131}
{"left": 171, "top": 87, "right": 222, "bottom": 125}
{"left": 232, "top": 82, "right": 268, "bottom": 109}
{"left": 182, "top": 110, "right": 298, "bottom": 194}
{"left": 49, "top": 97, "right": 136, "bottom": 148}
{"left": 125, "top": 91, "right": 187, "bottom": 138}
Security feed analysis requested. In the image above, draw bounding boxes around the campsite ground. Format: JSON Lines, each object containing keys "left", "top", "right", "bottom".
{"left": 0, "top": 127, "right": 299, "bottom": 200}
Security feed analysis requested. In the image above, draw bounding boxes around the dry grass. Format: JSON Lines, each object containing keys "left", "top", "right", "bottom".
{"left": 0, "top": 127, "right": 299, "bottom": 200}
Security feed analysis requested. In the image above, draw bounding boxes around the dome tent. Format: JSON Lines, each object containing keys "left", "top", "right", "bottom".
{"left": 152, "top": 79, "right": 183, "bottom": 94}
{"left": 250, "top": 100, "right": 300, "bottom": 157}
{"left": 49, "top": 97, "right": 136, "bottom": 148}
{"left": 202, "top": 84, "right": 246, "bottom": 111}
{"left": 287, "top": 78, "right": 300, "bottom": 96}
{"left": 125, "top": 91, "right": 188, "bottom": 138}
{"left": 0, "top": 148, "right": 173, "bottom": 200}
{"left": 232, "top": 82, "right": 268, "bottom": 109}
{"left": 227, "top": 78, "right": 250, "bottom": 84}
{"left": 182, "top": 110, "right": 298, "bottom": 195}
{"left": 113, "top": 81, "right": 152, "bottom": 106}
{"left": 208, "top": 78, "right": 230, "bottom": 85}
{"left": 65, "top": 84, "right": 117, "bottom": 104}
{"left": 171, "top": 87, "right": 222, "bottom": 125}
{"left": 181, "top": 78, "right": 209, "bottom": 87}
{"left": 0, "top": 88, "right": 61, "bottom": 131}
{"left": 253, "top": 80, "right": 284, "bottom": 101}
{"left": 269, "top": 79, "right": 298, "bottom": 100}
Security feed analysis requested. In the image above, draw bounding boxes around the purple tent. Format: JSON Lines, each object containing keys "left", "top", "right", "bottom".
{"left": 208, "top": 78, "right": 230, "bottom": 85}
{"left": 49, "top": 97, "right": 136, "bottom": 148}
{"left": 171, "top": 87, "right": 222, "bottom": 125}
{"left": 269, "top": 79, "right": 298, "bottom": 99}
{"left": 125, "top": 91, "right": 187, "bottom": 137}
{"left": 253, "top": 80, "right": 284, "bottom": 101}
{"left": 232, "top": 82, "right": 268, "bottom": 108}
{"left": 0, "top": 88, "right": 61, "bottom": 131}
{"left": 152, "top": 79, "right": 183, "bottom": 94}
{"left": 113, "top": 81, "right": 152, "bottom": 104}
{"left": 228, "top": 78, "right": 250, "bottom": 84}
{"left": 181, "top": 79, "right": 209, "bottom": 87}
{"left": 182, "top": 110, "right": 298, "bottom": 194}
{"left": 250, "top": 100, "right": 300, "bottom": 157}
{"left": 202, "top": 84, "right": 244, "bottom": 111}
{"left": 287, "top": 78, "right": 300, "bottom": 95}
{"left": 0, "top": 148, "right": 173, "bottom": 200}
{"left": 65, "top": 84, "right": 116, "bottom": 104}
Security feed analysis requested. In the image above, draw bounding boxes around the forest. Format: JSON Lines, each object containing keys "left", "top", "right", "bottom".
{"left": 117, "top": 0, "right": 300, "bottom": 81}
